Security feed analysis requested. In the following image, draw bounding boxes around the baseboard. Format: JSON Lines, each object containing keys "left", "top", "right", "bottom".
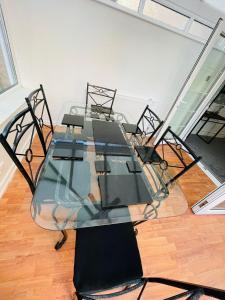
{"left": 0, "top": 134, "right": 31, "bottom": 200}
{"left": 0, "top": 162, "right": 17, "bottom": 199}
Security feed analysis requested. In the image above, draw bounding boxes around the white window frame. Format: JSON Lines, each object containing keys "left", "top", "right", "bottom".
{"left": 0, "top": 5, "right": 17, "bottom": 95}
{"left": 95, "top": 0, "right": 214, "bottom": 44}
{"left": 192, "top": 182, "right": 225, "bottom": 214}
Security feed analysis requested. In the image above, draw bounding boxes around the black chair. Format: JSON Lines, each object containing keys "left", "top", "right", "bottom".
{"left": 73, "top": 222, "right": 225, "bottom": 299}
{"left": 85, "top": 82, "right": 117, "bottom": 120}
{"left": 122, "top": 105, "right": 163, "bottom": 145}
{"left": 25, "top": 84, "right": 54, "bottom": 153}
{"left": 135, "top": 126, "right": 201, "bottom": 186}
{"left": 0, "top": 106, "right": 66, "bottom": 250}
{"left": 74, "top": 222, "right": 143, "bottom": 299}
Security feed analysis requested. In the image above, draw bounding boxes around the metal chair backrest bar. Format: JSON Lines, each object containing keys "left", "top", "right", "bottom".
{"left": 25, "top": 84, "right": 54, "bottom": 153}
{"left": 0, "top": 107, "right": 46, "bottom": 194}
{"left": 85, "top": 82, "right": 117, "bottom": 118}
{"left": 136, "top": 105, "right": 163, "bottom": 145}
{"left": 153, "top": 126, "right": 201, "bottom": 186}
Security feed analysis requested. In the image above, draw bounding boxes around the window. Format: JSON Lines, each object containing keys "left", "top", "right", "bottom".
{"left": 143, "top": 0, "right": 189, "bottom": 30}
{"left": 115, "top": 0, "right": 140, "bottom": 11}
{"left": 0, "top": 7, "right": 17, "bottom": 94}
{"left": 106, "top": 0, "right": 215, "bottom": 42}
{"left": 188, "top": 20, "right": 212, "bottom": 40}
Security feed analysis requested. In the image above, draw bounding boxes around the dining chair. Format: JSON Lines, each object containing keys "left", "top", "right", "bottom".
{"left": 73, "top": 222, "right": 143, "bottom": 299}
{"left": 25, "top": 84, "right": 54, "bottom": 153}
{"left": 135, "top": 126, "right": 201, "bottom": 187}
{"left": 85, "top": 82, "right": 117, "bottom": 120}
{"left": 122, "top": 105, "right": 163, "bottom": 146}
{"left": 0, "top": 106, "right": 66, "bottom": 250}
{"left": 73, "top": 222, "right": 225, "bottom": 299}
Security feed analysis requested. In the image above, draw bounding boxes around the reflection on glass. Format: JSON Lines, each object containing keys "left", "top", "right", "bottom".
{"left": 171, "top": 35, "right": 225, "bottom": 135}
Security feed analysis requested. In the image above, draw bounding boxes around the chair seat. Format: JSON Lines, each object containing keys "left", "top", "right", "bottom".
{"left": 135, "top": 146, "right": 161, "bottom": 163}
{"left": 74, "top": 222, "right": 143, "bottom": 294}
{"left": 122, "top": 123, "right": 142, "bottom": 134}
{"left": 91, "top": 104, "right": 114, "bottom": 115}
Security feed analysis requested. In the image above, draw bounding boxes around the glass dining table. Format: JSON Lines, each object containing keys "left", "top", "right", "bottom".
{"left": 32, "top": 105, "right": 188, "bottom": 231}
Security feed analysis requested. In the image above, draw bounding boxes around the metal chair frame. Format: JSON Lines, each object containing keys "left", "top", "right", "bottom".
{"left": 25, "top": 84, "right": 54, "bottom": 153}
{"left": 85, "top": 82, "right": 117, "bottom": 119}
{"left": 136, "top": 105, "right": 163, "bottom": 145}
{"left": 0, "top": 106, "right": 66, "bottom": 250}
{"left": 0, "top": 107, "right": 45, "bottom": 194}
{"left": 147, "top": 126, "right": 201, "bottom": 186}
{"left": 77, "top": 277, "right": 225, "bottom": 299}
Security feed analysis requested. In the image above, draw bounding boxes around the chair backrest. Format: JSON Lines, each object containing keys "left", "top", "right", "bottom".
{"left": 85, "top": 82, "right": 117, "bottom": 117}
{"left": 138, "top": 277, "right": 225, "bottom": 299}
{"left": 136, "top": 105, "right": 163, "bottom": 145}
{"left": 0, "top": 107, "right": 46, "bottom": 194}
{"left": 153, "top": 126, "right": 201, "bottom": 186}
{"left": 25, "top": 84, "right": 54, "bottom": 153}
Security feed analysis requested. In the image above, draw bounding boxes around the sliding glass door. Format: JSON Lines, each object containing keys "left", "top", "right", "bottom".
{"left": 155, "top": 18, "right": 224, "bottom": 143}
{"left": 170, "top": 34, "right": 225, "bottom": 136}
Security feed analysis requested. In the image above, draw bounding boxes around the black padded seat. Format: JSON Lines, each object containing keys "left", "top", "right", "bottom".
{"left": 74, "top": 222, "right": 143, "bottom": 294}
{"left": 90, "top": 112, "right": 100, "bottom": 119}
{"left": 91, "top": 104, "right": 114, "bottom": 115}
{"left": 135, "top": 145, "right": 161, "bottom": 163}
{"left": 122, "top": 123, "right": 142, "bottom": 134}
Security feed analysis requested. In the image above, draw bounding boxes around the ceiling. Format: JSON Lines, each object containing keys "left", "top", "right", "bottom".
{"left": 203, "top": 0, "right": 225, "bottom": 15}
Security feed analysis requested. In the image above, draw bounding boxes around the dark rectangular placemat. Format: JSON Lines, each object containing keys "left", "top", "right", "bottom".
{"left": 95, "top": 161, "right": 111, "bottom": 173}
{"left": 99, "top": 174, "right": 152, "bottom": 208}
{"left": 52, "top": 142, "right": 84, "bottom": 160}
{"left": 92, "top": 120, "right": 127, "bottom": 145}
{"left": 126, "top": 161, "right": 142, "bottom": 173}
{"left": 95, "top": 144, "right": 132, "bottom": 156}
{"left": 62, "top": 114, "right": 84, "bottom": 128}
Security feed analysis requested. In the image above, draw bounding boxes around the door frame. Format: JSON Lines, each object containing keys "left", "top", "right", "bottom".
{"left": 180, "top": 65, "right": 225, "bottom": 140}
{"left": 154, "top": 18, "right": 224, "bottom": 144}
{"left": 192, "top": 182, "right": 225, "bottom": 214}
{"left": 153, "top": 18, "right": 225, "bottom": 213}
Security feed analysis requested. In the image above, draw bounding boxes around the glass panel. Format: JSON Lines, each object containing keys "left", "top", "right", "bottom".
{"left": 0, "top": 7, "right": 17, "bottom": 93}
{"left": 116, "top": 0, "right": 140, "bottom": 11}
{"left": 143, "top": 0, "right": 189, "bottom": 30}
{"left": 31, "top": 105, "right": 189, "bottom": 230}
{"left": 188, "top": 20, "right": 212, "bottom": 40}
{"left": 170, "top": 35, "right": 225, "bottom": 135}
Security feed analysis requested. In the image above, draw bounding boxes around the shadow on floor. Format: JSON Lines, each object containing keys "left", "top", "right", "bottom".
{"left": 186, "top": 134, "right": 225, "bottom": 183}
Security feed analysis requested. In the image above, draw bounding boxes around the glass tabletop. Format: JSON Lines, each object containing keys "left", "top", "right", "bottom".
{"left": 31, "top": 106, "right": 188, "bottom": 230}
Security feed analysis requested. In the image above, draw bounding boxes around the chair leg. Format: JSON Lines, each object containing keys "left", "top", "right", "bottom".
{"left": 55, "top": 230, "right": 68, "bottom": 250}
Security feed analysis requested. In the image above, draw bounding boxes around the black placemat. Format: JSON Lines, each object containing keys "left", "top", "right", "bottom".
{"left": 99, "top": 174, "right": 152, "bottom": 208}
{"left": 95, "top": 161, "right": 111, "bottom": 173}
{"left": 62, "top": 114, "right": 84, "bottom": 128}
{"left": 126, "top": 161, "right": 142, "bottom": 173}
{"left": 52, "top": 142, "right": 84, "bottom": 160}
{"left": 92, "top": 120, "right": 128, "bottom": 145}
{"left": 95, "top": 144, "right": 132, "bottom": 156}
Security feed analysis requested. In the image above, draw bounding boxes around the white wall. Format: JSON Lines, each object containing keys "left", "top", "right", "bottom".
{"left": 1, "top": 0, "right": 204, "bottom": 124}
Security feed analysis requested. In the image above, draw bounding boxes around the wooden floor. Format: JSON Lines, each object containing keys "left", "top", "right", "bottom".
{"left": 0, "top": 147, "right": 225, "bottom": 299}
